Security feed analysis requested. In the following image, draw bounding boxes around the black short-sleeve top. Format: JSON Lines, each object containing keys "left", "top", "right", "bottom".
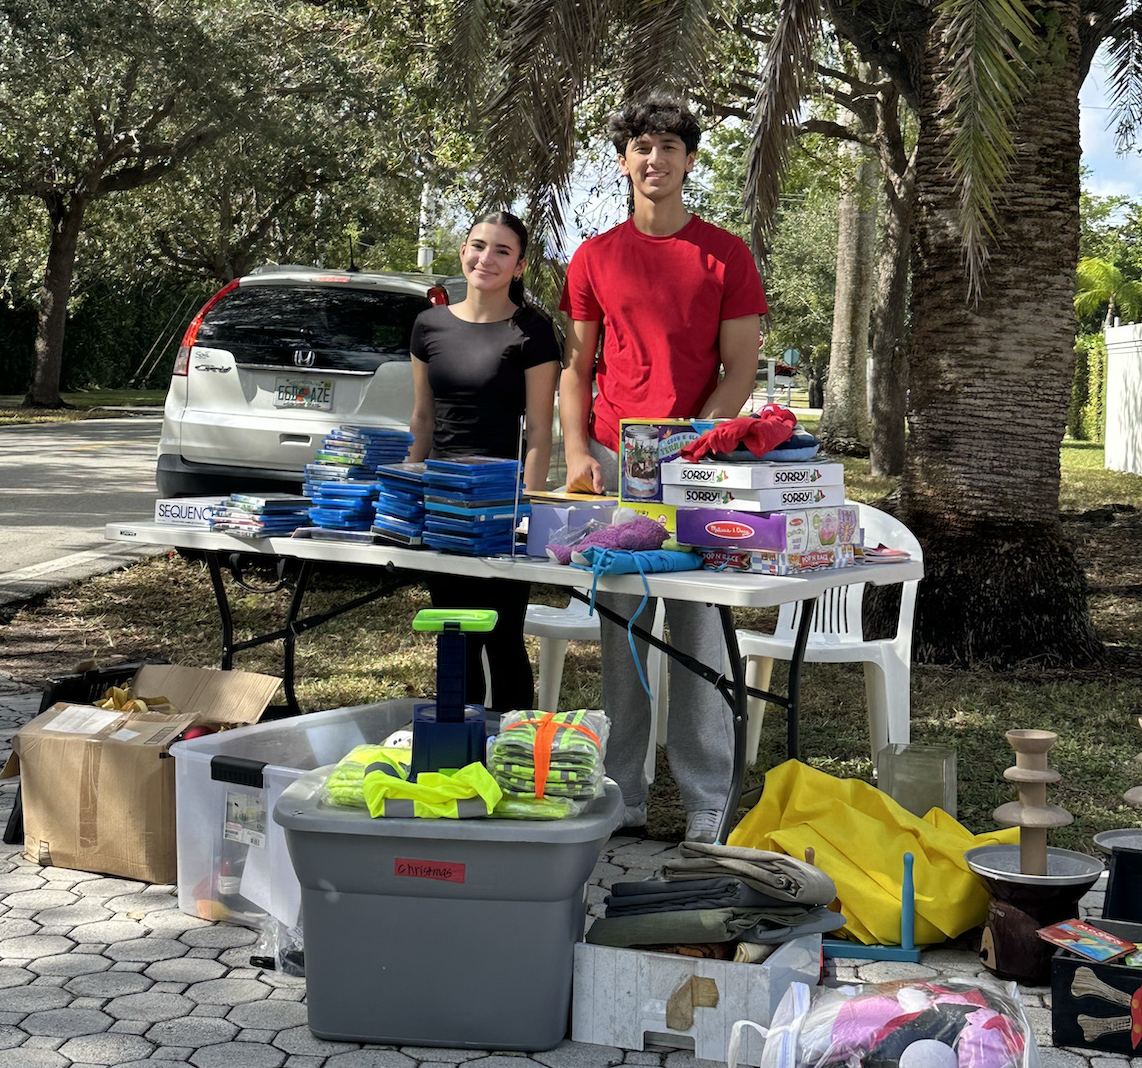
{"left": 410, "top": 304, "right": 561, "bottom": 460}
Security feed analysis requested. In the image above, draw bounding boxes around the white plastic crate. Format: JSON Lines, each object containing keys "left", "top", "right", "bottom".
{"left": 572, "top": 937, "right": 822, "bottom": 1065}
{"left": 170, "top": 698, "right": 418, "bottom": 928}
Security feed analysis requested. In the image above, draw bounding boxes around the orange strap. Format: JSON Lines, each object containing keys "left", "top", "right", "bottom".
{"left": 504, "top": 713, "right": 600, "bottom": 800}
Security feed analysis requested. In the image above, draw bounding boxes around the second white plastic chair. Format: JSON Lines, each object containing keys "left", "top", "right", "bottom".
{"left": 734, "top": 502, "right": 923, "bottom": 762}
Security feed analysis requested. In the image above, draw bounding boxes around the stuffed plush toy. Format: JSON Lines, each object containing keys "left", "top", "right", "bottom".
{"left": 546, "top": 511, "right": 668, "bottom": 565}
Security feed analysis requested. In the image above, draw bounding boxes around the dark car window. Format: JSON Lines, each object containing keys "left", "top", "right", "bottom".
{"left": 197, "top": 284, "right": 432, "bottom": 371}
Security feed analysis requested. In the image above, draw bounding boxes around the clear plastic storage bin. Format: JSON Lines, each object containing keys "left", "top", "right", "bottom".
{"left": 170, "top": 699, "right": 418, "bottom": 928}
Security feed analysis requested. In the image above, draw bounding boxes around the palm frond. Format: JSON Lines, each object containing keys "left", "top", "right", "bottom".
{"left": 623, "top": 0, "right": 732, "bottom": 100}
{"left": 441, "top": 0, "right": 493, "bottom": 121}
{"left": 743, "top": 0, "right": 823, "bottom": 260}
{"left": 935, "top": 0, "right": 1042, "bottom": 300}
{"left": 1105, "top": 0, "right": 1142, "bottom": 151}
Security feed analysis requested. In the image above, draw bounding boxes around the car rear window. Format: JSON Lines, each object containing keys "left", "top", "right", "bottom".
{"left": 197, "top": 284, "right": 431, "bottom": 368}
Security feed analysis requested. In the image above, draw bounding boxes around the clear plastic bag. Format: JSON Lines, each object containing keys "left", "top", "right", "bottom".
{"left": 728, "top": 976, "right": 1039, "bottom": 1068}
{"left": 489, "top": 709, "right": 610, "bottom": 804}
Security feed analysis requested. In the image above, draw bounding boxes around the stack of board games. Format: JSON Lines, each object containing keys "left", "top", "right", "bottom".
{"left": 209, "top": 493, "right": 312, "bottom": 537}
{"left": 372, "top": 462, "right": 428, "bottom": 546}
{"left": 661, "top": 456, "right": 863, "bottom": 575}
{"left": 421, "top": 457, "right": 528, "bottom": 555}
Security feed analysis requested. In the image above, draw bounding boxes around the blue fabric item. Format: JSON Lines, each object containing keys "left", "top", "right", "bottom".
{"left": 570, "top": 547, "right": 704, "bottom": 575}
{"left": 569, "top": 548, "right": 703, "bottom": 698}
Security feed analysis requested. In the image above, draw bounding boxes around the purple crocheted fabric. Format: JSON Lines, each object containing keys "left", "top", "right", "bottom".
{"left": 547, "top": 515, "right": 669, "bottom": 564}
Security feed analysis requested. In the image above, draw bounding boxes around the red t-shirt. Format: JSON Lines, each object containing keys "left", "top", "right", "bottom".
{"left": 560, "top": 215, "right": 767, "bottom": 451}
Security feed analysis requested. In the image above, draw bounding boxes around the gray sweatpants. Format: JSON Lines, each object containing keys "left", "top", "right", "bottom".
{"left": 590, "top": 439, "right": 734, "bottom": 813}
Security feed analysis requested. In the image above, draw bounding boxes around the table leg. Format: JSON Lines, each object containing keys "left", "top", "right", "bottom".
{"left": 205, "top": 551, "right": 237, "bottom": 670}
{"left": 570, "top": 589, "right": 820, "bottom": 838}
{"left": 201, "top": 551, "right": 417, "bottom": 716}
{"left": 785, "top": 597, "right": 817, "bottom": 761}
{"left": 718, "top": 606, "right": 748, "bottom": 844}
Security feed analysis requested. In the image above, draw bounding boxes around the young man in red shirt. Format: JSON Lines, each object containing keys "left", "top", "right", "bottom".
{"left": 560, "top": 94, "right": 767, "bottom": 843}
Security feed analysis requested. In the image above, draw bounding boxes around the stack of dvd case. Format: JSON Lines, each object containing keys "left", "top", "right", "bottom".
{"left": 372, "top": 462, "right": 428, "bottom": 546}
{"left": 303, "top": 425, "right": 407, "bottom": 497}
{"left": 307, "top": 481, "right": 380, "bottom": 533}
{"left": 421, "top": 457, "right": 528, "bottom": 555}
{"left": 210, "top": 493, "right": 313, "bottom": 537}
{"left": 340, "top": 425, "right": 413, "bottom": 468}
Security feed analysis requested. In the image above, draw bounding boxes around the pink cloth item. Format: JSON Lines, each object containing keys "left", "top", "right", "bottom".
{"left": 546, "top": 515, "right": 669, "bottom": 565}
{"left": 680, "top": 405, "right": 797, "bottom": 462}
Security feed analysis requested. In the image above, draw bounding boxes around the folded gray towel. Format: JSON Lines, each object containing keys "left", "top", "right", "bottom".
{"left": 605, "top": 876, "right": 794, "bottom": 917}
{"left": 584, "top": 904, "right": 847, "bottom": 948}
{"left": 662, "top": 841, "right": 836, "bottom": 905}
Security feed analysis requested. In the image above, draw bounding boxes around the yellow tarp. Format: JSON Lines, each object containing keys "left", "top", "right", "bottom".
{"left": 727, "top": 760, "right": 1019, "bottom": 946}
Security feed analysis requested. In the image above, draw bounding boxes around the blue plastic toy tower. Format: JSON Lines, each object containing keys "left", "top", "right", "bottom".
{"left": 409, "top": 609, "right": 497, "bottom": 778}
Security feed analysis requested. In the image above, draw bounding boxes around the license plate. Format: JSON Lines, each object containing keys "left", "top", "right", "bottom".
{"left": 274, "top": 377, "right": 334, "bottom": 410}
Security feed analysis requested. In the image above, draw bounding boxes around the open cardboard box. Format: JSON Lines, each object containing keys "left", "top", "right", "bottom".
{"left": 1, "top": 665, "right": 281, "bottom": 883}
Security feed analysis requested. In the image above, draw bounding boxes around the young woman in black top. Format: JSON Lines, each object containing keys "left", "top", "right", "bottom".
{"left": 408, "top": 211, "right": 560, "bottom": 713}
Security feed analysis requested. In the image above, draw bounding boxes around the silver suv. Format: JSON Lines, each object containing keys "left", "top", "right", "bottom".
{"left": 156, "top": 266, "right": 466, "bottom": 497}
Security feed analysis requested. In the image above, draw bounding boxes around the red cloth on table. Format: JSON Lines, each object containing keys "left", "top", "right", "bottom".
{"left": 680, "top": 406, "right": 797, "bottom": 462}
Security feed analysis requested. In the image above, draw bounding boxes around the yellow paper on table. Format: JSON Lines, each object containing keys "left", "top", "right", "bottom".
{"left": 728, "top": 760, "right": 1019, "bottom": 946}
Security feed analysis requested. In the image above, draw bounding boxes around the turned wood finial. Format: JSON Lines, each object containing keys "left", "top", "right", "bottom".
{"left": 993, "top": 729, "right": 1073, "bottom": 876}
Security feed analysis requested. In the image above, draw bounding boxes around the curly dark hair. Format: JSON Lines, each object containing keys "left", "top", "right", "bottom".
{"left": 609, "top": 93, "right": 701, "bottom": 155}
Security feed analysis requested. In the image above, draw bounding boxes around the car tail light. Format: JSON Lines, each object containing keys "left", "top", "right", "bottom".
{"left": 173, "top": 279, "right": 241, "bottom": 375}
{"left": 428, "top": 286, "right": 449, "bottom": 306}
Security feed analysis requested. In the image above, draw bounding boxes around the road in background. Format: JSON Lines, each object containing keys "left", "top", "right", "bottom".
{"left": 0, "top": 416, "right": 164, "bottom": 606}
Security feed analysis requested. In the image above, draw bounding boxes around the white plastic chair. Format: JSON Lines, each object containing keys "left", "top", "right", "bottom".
{"left": 524, "top": 596, "right": 668, "bottom": 782}
{"left": 735, "top": 502, "right": 923, "bottom": 762}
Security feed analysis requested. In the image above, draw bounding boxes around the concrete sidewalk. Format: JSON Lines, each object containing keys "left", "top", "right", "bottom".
{"left": 0, "top": 676, "right": 1107, "bottom": 1067}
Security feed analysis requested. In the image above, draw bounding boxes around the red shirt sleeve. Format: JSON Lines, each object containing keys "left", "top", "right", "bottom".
{"left": 559, "top": 241, "right": 603, "bottom": 321}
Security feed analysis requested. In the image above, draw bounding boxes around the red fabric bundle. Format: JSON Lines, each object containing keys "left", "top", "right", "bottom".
{"left": 680, "top": 406, "right": 797, "bottom": 462}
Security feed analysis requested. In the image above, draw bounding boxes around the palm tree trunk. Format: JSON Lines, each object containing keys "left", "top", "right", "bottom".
{"left": 902, "top": 0, "right": 1101, "bottom": 665}
{"left": 819, "top": 122, "right": 877, "bottom": 454}
{"left": 25, "top": 191, "right": 87, "bottom": 409}
{"left": 869, "top": 175, "right": 912, "bottom": 477}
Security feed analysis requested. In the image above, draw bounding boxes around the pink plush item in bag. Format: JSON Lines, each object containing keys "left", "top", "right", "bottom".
{"left": 546, "top": 514, "right": 669, "bottom": 564}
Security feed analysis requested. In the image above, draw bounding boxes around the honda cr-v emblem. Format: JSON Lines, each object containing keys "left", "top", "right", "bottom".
{"left": 293, "top": 349, "right": 316, "bottom": 368}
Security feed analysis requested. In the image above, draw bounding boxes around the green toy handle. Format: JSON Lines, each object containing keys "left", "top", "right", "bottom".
{"left": 412, "top": 608, "right": 499, "bottom": 632}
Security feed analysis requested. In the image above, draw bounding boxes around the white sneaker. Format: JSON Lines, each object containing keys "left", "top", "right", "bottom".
{"left": 620, "top": 802, "right": 647, "bottom": 830}
{"left": 685, "top": 809, "right": 722, "bottom": 845}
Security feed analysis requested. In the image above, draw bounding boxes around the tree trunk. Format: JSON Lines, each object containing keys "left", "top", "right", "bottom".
{"left": 819, "top": 116, "right": 878, "bottom": 454}
{"left": 903, "top": 0, "right": 1101, "bottom": 666}
{"left": 868, "top": 174, "right": 912, "bottom": 476}
{"left": 24, "top": 191, "right": 87, "bottom": 408}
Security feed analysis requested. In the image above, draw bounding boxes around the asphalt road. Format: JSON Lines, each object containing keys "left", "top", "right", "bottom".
{"left": 0, "top": 415, "right": 164, "bottom": 607}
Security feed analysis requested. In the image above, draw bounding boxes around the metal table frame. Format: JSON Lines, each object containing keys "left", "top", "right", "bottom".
{"left": 107, "top": 523, "right": 923, "bottom": 842}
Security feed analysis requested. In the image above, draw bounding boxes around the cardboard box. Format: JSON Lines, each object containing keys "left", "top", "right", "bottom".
{"left": 675, "top": 505, "right": 860, "bottom": 553}
{"left": 1051, "top": 917, "right": 1142, "bottom": 1055}
{"left": 618, "top": 419, "right": 724, "bottom": 505}
{"left": 697, "top": 545, "right": 856, "bottom": 575}
{"left": 154, "top": 497, "right": 228, "bottom": 527}
{"left": 525, "top": 493, "right": 617, "bottom": 558}
{"left": 663, "top": 483, "right": 845, "bottom": 511}
{"left": 660, "top": 458, "right": 845, "bottom": 489}
{"left": 572, "top": 937, "right": 822, "bottom": 1065}
{"left": 1, "top": 665, "right": 281, "bottom": 883}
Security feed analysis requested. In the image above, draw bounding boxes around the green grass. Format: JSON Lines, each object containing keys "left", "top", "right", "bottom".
{"left": 0, "top": 389, "right": 165, "bottom": 425}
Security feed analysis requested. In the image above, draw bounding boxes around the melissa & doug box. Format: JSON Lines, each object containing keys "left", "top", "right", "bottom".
{"left": 675, "top": 504, "right": 860, "bottom": 553}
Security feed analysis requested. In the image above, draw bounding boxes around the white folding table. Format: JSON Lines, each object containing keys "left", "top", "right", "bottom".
{"left": 106, "top": 522, "right": 924, "bottom": 841}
